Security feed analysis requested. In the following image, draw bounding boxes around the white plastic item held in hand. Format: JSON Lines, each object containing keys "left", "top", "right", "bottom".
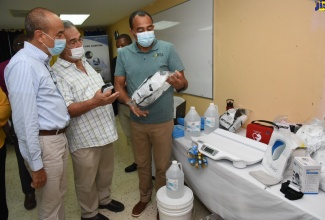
{"left": 204, "top": 103, "right": 219, "bottom": 134}
{"left": 184, "top": 106, "right": 201, "bottom": 140}
{"left": 166, "top": 160, "right": 185, "bottom": 199}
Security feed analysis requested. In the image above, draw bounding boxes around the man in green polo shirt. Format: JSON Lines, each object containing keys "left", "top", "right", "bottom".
{"left": 114, "top": 10, "right": 188, "bottom": 218}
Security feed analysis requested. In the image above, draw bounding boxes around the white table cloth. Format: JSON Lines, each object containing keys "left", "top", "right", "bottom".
{"left": 172, "top": 136, "right": 325, "bottom": 220}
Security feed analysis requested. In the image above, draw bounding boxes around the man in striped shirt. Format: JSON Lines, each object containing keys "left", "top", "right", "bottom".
{"left": 52, "top": 21, "right": 124, "bottom": 220}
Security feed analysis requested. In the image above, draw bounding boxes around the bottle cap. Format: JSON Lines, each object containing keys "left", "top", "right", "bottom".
{"left": 172, "top": 160, "right": 177, "bottom": 164}
{"left": 190, "top": 106, "right": 195, "bottom": 110}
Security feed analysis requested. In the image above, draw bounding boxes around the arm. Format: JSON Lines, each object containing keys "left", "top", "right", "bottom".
{"left": 68, "top": 89, "right": 119, "bottom": 118}
{"left": 6, "top": 62, "right": 46, "bottom": 189}
{"left": 0, "top": 88, "right": 10, "bottom": 127}
{"left": 114, "top": 75, "right": 148, "bottom": 117}
{"left": 54, "top": 69, "right": 119, "bottom": 118}
{"left": 166, "top": 70, "right": 188, "bottom": 92}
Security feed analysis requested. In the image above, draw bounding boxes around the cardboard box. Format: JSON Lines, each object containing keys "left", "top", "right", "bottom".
{"left": 292, "top": 157, "right": 321, "bottom": 194}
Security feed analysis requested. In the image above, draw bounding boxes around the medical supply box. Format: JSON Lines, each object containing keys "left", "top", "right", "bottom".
{"left": 292, "top": 157, "right": 321, "bottom": 194}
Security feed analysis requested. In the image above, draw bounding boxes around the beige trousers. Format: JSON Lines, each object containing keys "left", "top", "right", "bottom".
{"left": 118, "top": 103, "right": 134, "bottom": 155}
{"left": 71, "top": 143, "right": 114, "bottom": 218}
{"left": 130, "top": 120, "right": 174, "bottom": 202}
{"left": 37, "top": 133, "right": 69, "bottom": 220}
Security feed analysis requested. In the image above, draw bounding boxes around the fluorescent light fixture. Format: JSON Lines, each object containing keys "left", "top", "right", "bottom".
{"left": 198, "top": 26, "right": 213, "bottom": 31}
{"left": 60, "top": 14, "right": 90, "bottom": 25}
{"left": 154, "top": 21, "right": 180, "bottom": 30}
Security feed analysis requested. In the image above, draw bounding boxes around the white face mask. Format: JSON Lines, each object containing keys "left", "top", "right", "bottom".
{"left": 136, "top": 31, "right": 155, "bottom": 47}
{"left": 117, "top": 47, "right": 122, "bottom": 55}
{"left": 69, "top": 46, "right": 84, "bottom": 60}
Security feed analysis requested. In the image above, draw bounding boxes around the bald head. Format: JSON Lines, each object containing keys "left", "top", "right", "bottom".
{"left": 25, "top": 7, "right": 55, "bottom": 39}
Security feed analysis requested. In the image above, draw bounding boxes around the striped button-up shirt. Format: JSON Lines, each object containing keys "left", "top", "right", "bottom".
{"left": 4, "top": 42, "right": 70, "bottom": 171}
{"left": 52, "top": 57, "right": 117, "bottom": 152}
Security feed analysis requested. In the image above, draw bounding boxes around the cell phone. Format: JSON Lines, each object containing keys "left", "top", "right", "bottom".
{"left": 101, "top": 82, "right": 114, "bottom": 93}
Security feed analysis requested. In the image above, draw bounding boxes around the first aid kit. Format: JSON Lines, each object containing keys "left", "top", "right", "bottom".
{"left": 246, "top": 120, "right": 279, "bottom": 144}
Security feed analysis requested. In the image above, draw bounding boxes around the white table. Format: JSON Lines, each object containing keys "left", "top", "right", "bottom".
{"left": 172, "top": 136, "right": 325, "bottom": 220}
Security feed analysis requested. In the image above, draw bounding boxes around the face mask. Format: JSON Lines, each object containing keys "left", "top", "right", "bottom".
{"left": 69, "top": 46, "right": 85, "bottom": 60}
{"left": 117, "top": 47, "right": 122, "bottom": 55}
{"left": 42, "top": 32, "right": 66, "bottom": 56}
{"left": 136, "top": 31, "right": 155, "bottom": 47}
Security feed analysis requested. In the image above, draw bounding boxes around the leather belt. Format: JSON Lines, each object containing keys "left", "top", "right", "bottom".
{"left": 39, "top": 127, "right": 67, "bottom": 136}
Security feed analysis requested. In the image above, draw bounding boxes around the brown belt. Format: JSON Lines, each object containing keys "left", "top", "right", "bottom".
{"left": 39, "top": 127, "right": 66, "bottom": 136}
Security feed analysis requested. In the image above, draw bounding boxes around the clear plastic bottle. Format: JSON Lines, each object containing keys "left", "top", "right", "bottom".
{"left": 204, "top": 103, "right": 219, "bottom": 134}
{"left": 184, "top": 106, "right": 201, "bottom": 140}
{"left": 166, "top": 160, "right": 185, "bottom": 199}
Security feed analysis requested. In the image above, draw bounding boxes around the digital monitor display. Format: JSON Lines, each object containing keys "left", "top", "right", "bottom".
{"left": 204, "top": 145, "right": 217, "bottom": 155}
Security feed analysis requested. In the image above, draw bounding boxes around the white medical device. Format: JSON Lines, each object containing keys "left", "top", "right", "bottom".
{"left": 192, "top": 128, "right": 267, "bottom": 168}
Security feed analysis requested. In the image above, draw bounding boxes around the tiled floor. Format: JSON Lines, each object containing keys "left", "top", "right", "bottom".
{"left": 5, "top": 117, "right": 212, "bottom": 220}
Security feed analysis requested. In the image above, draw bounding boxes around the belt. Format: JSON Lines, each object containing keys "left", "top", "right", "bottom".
{"left": 39, "top": 127, "right": 67, "bottom": 136}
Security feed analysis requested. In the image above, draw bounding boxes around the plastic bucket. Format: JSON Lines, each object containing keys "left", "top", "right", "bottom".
{"left": 156, "top": 186, "right": 194, "bottom": 220}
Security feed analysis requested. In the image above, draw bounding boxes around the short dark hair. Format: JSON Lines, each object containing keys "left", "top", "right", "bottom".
{"left": 117, "top": 34, "right": 132, "bottom": 44}
{"left": 25, "top": 7, "right": 54, "bottom": 39}
{"left": 12, "top": 34, "right": 28, "bottom": 53}
{"left": 129, "top": 10, "right": 153, "bottom": 29}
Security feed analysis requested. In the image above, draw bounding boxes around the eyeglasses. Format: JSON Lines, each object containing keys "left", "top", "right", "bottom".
{"left": 67, "top": 37, "right": 83, "bottom": 47}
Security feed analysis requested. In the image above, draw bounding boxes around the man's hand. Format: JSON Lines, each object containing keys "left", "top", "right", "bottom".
{"left": 31, "top": 168, "right": 47, "bottom": 189}
{"left": 166, "top": 70, "right": 187, "bottom": 91}
{"left": 93, "top": 89, "right": 120, "bottom": 106}
{"left": 128, "top": 101, "right": 149, "bottom": 117}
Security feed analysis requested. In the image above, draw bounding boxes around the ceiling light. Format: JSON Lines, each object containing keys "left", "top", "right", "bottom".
{"left": 60, "top": 14, "right": 90, "bottom": 25}
{"left": 154, "top": 21, "right": 180, "bottom": 30}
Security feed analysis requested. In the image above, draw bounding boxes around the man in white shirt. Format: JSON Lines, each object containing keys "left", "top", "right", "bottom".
{"left": 5, "top": 7, "right": 70, "bottom": 219}
{"left": 52, "top": 20, "right": 124, "bottom": 220}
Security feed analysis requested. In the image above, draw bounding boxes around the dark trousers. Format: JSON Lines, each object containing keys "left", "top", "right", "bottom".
{"left": 0, "top": 144, "right": 8, "bottom": 220}
{"left": 12, "top": 136, "right": 34, "bottom": 194}
{"left": 4, "top": 122, "right": 34, "bottom": 195}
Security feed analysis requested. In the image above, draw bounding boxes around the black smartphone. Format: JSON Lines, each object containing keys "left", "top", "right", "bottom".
{"left": 101, "top": 82, "right": 114, "bottom": 93}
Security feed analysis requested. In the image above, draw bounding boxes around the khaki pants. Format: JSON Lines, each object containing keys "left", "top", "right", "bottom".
{"left": 71, "top": 144, "right": 114, "bottom": 218}
{"left": 118, "top": 103, "right": 134, "bottom": 156}
{"left": 37, "top": 133, "right": 69, "bottom": 220}
{"left": 130, "top": 120, "right": 173, "bottom": 202}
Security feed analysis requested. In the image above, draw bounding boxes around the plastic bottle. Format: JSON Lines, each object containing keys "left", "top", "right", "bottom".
{"left": 204, "top": 103, "right": 219, "bottom": 134}
{"left": 166, "top": 160, "right": 185, "bottom": 199}
{"left": 184, "top": 106, "right": 201, "bottom": 140}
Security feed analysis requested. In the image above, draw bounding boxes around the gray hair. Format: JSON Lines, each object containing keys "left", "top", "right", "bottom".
{"left": 63, "top": 20, "right": 75, "bottom": 29}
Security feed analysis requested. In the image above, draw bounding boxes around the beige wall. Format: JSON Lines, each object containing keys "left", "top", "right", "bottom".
{"left": 215, "top": 0, "right": 325, "bottom": 125}
{"left": 108, "top": 0, "right": 325, "bottom": 125}
{"left": 107, "top": 0, "right": 187, "bottom": 58}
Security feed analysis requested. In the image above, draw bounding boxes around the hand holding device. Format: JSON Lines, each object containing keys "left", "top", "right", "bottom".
{"left": 101, "top": 82, "right": 114, "bottom": 93}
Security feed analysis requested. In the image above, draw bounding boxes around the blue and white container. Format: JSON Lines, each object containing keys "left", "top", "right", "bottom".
{"left": 184, "top": 106, "right": 201, "bottom": 140}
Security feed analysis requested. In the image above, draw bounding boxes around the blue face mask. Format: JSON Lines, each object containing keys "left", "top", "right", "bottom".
{"left": 42, "top": 32, "right": 66, "bottom": 56}
{"left": 136, "top": 31, "right": 155, "bottom": 47}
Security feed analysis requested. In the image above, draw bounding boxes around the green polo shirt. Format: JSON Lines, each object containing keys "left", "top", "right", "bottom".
{"left": 115, "top": 39, "right": 184, "bottom": 124}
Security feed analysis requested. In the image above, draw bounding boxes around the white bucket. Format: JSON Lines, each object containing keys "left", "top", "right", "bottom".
{"left": 156, "top": 186, "right": 194, "bottom": 220}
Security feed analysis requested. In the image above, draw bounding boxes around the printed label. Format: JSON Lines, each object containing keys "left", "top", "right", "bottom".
{"left": 205, "top": 117, "right": 216, "bottom": 128}
{"left": 167, "top": 178, "right": 179, "bottom": 191}
{"left": 185, "top": 121, "right": 200, "bottom": 132}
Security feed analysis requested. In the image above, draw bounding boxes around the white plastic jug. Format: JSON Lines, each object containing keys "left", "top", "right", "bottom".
{"left": 166, "top": 160, "right": 185, "bottom": 199}
{"left": 184, "top": 106, "right": 201, "bottom": 140}
{"left": 204, "top": 103, "right": 219, "bottom": 134}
